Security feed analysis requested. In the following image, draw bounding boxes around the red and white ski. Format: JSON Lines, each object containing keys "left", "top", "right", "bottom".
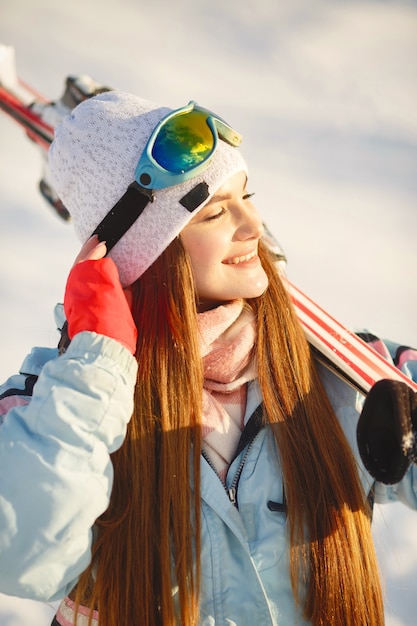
{"left": 288, "top": 281, "right": 417, "bottom": 395}
{"left": 0, "top": 46, "right": 54, "bottom": 149}
{"left": 0, "top": 45, "right": 110, "bottom": 220}
{"left": 1, "top": 45, "right": 416, "bottom": 397}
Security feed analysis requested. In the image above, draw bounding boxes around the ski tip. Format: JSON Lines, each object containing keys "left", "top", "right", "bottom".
{"left": 0, "top": 45, "right": 17, "bottom": 90}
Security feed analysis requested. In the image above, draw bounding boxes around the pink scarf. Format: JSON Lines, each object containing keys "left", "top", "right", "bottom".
{"left": 198, "top": 300, "right": 257, "bottom": 482}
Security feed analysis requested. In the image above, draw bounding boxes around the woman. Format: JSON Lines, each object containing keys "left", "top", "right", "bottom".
{"left": 0, "top": 91, "right": 416, "bottom": 626}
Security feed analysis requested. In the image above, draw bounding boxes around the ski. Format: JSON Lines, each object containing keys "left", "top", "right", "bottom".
{"left": 288, "top": 280, "right": 417, "bottom": 395}
{"left": 260, "top": 234, "right": 417, "bottom": 396}
{"left": 0, "top": 46, "right": 54, "bottom": 150}
{"left": 0, "top": 84, "right": 54, "bottom": 149}
{"left": 0, "top": 45, "right": 111, "bottom": 220}
{"left": 1, "top": 45, "right": 416, "bottom": 398}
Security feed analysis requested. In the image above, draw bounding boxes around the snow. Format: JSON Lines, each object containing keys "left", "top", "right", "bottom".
{"left": 0, "top": 0, "right": 416, "bottom": 623}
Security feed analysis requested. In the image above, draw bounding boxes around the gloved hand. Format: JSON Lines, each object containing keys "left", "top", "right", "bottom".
{"left": 64, "top": 237, "right": 137, "bottom": 355}
{"left": 357, "top": 379, "right": 417, "bottom": 484}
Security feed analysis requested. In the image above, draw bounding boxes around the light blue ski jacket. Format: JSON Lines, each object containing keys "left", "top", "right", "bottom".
{"left": 0, "top": 319, "right": 416, "bottom": 625}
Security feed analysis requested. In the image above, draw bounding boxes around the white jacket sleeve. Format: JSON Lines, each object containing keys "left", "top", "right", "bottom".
{"left": 0, "top": 331, "right": 137, "bottom": 601}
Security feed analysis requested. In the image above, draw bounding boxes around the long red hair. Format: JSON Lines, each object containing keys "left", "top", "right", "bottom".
{"left": 74, "top": 239, "right": 384, "bottom": 625}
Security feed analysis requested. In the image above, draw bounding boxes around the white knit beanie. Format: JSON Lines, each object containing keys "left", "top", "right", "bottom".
{"left": 49, "top": 91, "right": 248, "bottom": 286}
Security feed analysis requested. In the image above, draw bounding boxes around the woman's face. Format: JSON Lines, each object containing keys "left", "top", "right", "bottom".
{"left": 180, "top": 171, "right": 269, "bottom": 311}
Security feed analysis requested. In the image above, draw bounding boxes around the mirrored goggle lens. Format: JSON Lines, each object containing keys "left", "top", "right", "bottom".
{"left": 151, "top": 109, "right": 215, "bottom": 174}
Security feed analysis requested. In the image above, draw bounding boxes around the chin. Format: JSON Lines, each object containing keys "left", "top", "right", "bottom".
{"left": 248, "top": 275, "right": 269, "bottom": 299}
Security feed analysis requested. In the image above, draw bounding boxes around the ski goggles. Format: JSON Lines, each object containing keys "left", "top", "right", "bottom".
{"left": 93, "top": 101, "right": 242, "bottom": 251}
{"left": 134, "top": 100, "right": 242, "bottom": 190}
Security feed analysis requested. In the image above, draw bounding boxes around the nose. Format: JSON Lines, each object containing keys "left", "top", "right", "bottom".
{"left": 234, "top": 203, "right": 264, "bottom": 241}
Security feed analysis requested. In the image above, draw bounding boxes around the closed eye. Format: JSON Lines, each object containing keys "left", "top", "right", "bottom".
{"left": 204, "top": 207, "right": 227, "bottom": 221}
{"left": 243, "top": 192, "right": 255, "bottom": 200}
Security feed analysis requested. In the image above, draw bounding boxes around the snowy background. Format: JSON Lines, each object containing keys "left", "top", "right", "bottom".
{"left": 0, "top": 0, "right": 416, "bottom": 624}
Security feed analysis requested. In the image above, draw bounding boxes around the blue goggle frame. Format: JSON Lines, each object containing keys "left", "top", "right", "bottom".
{"left": 92, "top": 100, "right": 242, "bottom": 253}
{"left": 135, "top": 100, "right": 242, "bottom": 190}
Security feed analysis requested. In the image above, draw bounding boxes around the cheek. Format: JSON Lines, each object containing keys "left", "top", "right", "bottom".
{"left": 183, "top": 236, "right": 224, "bottom": 271}
{"left": 185, "top": 242, "right": 225, "bottom": 298}
{"left": 188, "top": 249, "right": 218, "bottom": 285}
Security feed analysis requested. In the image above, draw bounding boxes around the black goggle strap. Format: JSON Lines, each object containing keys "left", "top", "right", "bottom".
{"left": 91, "top": 180, "right": 211, "bottom": 255}
{"left": 92, "top": 182, "right": 154, "bottom": 253}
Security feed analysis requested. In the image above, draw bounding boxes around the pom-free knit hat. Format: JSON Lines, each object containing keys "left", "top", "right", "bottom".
{"left": 49, "top": 91, "right": 248, "bottom": 286}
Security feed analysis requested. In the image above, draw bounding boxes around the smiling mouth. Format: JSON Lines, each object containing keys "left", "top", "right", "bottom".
{"left": 225, "top": 250, "right": 257, "bottom": 265}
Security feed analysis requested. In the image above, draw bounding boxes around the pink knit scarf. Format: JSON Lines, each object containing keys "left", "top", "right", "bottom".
{"left": 198, "top": 300, "right": 257, "bottom": 482}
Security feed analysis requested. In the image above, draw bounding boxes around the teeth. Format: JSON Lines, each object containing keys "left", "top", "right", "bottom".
{"left": 226, "top": 250, "right": 257, "bottom": 265}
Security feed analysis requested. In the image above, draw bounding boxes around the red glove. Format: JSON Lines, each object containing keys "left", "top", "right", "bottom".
{"left": 64, "top": 257, "right": 137, "bottom": 355}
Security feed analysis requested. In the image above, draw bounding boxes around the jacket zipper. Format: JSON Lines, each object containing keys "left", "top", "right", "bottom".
{"left": 202, "top": 404, "right": 264, "bottom": 507}
{"left": 202, "top": 432, "right": 258, "bottom": 508}
{"left": 226, "top": 440, "right": 255, "bottom": 507}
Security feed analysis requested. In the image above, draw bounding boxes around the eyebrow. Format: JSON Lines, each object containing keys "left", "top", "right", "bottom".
{"left": 209, "top": 191, "right": 231, "bottom": 203}
{"left": 209, "top": 175, "right": 249, "bottom": 204}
